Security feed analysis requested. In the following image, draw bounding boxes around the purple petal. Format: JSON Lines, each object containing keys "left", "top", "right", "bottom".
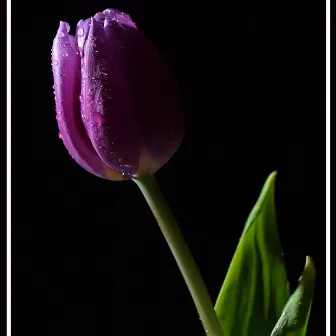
{"left": 94, "top": 12, "right": 105, "bottom": 23}
{"left": 80, "top": 18, "right": 141, "bottom": 177}
{"left": 103, "top": 12, "right": 184, "bottom": 172}
{"left": 52, "top": 21, "right": 123, "bottom": 181}
{"left": 76, "top": 18, "right": 91, "bottom": 58}
{"left": 103, "top": 9, "right": 136, "bottom": 28}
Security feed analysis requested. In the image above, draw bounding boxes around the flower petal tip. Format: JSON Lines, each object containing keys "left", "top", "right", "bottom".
{"left": 58, "top": 21, "right": 70, "bottom": 35}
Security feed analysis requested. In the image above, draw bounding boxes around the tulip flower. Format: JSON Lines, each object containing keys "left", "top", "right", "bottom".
{"left": 52, "top": 9, "right": 183, "bottom": 181}
{"left": 52, "top": 9, "right": 315, "bottom": 336}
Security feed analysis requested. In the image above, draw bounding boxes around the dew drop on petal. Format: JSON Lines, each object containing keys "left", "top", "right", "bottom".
{"left": 92, "top": 112, "right": 104, "bottom": 125}
{"left": 57, "top": 31, "right": 65, "bottom": 38}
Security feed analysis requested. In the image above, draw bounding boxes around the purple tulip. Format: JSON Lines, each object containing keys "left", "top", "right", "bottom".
{"left": 52, "top": 9, "right": 184, "bottom": 180}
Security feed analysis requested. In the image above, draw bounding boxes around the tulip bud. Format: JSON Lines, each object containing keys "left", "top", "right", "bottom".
{"left": 52, "top": 9, "right": 184, "bottom": 180}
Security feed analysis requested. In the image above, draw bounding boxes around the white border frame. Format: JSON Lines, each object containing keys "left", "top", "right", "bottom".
{"left": 7, "top": 0, "right": 11, "bottom": 335}
{"left": 326, "top": 0, "right": 330, "bottom": 335}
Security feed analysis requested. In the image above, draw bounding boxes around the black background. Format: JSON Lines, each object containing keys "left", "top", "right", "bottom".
{"left": 13, "top": 0, "right": 325, "bottom": 335}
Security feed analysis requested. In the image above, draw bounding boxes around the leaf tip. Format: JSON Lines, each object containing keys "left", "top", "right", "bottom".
{"left": 267, "top": 170, "right": 278, "bottom": 185}
{"left": 299, "top": 256, "right": 316, "bottom": 281}
{"left": 260, "top": 171, "right": 277, "bottom": 200}
{"left": 241, "top": 171, "right": 278, "bottom": 237}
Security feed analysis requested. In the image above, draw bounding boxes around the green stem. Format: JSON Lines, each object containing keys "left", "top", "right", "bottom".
{"left": 132, "top": 174, "right": 224, "bottom": 336}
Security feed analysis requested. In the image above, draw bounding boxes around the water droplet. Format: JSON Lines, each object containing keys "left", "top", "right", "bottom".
{"left": 118, "top": 158, "right": 122, "bottom": 163}
{"left": 77, "top": 27, "right": 84, "bottom": 37}
{"left": 58, "top": 132, "right": 63, "bottom": 139}
{"left": 92, "top": 112, "right": 104, "bottom": 125}
{"left": 53, "top": 60, "right": 59, "bottom": 66}
{"left": 62, "top": 52, "right": 69, "bottom": 57}
{"left": 57, "top": 31, "right": 65, "bottom": 38}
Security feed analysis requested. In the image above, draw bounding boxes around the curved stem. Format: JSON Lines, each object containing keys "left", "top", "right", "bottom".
{"left": 132, "top": 174, "right": 224, "bottom": 336}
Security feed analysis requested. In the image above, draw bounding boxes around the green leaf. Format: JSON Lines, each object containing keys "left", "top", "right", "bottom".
{"left": 214, "top": 172, "right": 290, "bottom": 336}
{"left": 270, "top": 256, "right": 315, "bottom": 336}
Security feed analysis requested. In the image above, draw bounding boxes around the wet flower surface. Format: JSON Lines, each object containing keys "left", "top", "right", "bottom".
{"left": 52, "top": 9, "right": 184, "bottom": 180}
